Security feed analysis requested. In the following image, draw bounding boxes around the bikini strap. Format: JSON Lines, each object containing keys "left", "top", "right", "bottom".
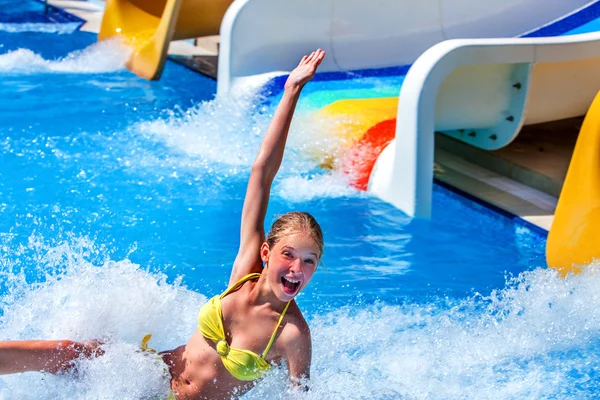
{"left": 261, "top": 301, "right": 291, "bottom": 359}
{"left": 220, "top": 273, "right": 291, "bottom": 359}
{"left": 220, "top": 273, "right": 262, "bottom": 299}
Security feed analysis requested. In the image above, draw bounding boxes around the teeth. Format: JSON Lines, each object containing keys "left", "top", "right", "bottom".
{"left": 283, "top": 277, "right": 300, "bottom": 284}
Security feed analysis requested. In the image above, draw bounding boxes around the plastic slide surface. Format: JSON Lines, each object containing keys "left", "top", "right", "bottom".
{"left": 268, "top": 1, "right": 600, "bottom": 221}
{"left": 218, "top": 0, "right": 593, "bottom": 93}
{"left": 99, "top": 0, "right": 231, "bottom": 80}
{"left": 314, "top": 97, "right": 397, "bottom": 169}
{"left": 546, "top": 90, "right": 600, "bottom": 275}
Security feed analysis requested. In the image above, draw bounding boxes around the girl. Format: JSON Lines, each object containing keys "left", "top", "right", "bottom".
{"left": 0, "top": 49, "right": 326, "bottom": 399}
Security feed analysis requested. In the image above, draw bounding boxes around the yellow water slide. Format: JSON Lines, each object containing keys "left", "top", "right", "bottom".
{"left": 547, "top": 90, "right": 600, "bottom": 275}
{"left": 99, "top": 0, "right": 232, "bottom": 80}
{"left": 314, "top": 97, "right": 398, "bottom": 168}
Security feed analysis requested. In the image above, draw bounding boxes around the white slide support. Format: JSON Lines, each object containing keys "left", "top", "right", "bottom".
{"left": 217, "top": 0, "right": 600, "bottom": 218}
{"left": 368, "top": 33, "right": 600, "bottom": 217}
{"left": 217, "top": 0, "right": 593, "bottom": 95}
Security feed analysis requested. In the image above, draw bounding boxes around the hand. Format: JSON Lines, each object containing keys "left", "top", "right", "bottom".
{"left": 284, "top": 49, "right": 326, "bottom": 90}
{"left": 44, "top": 339, "right": 105, "bottom": 374}
{"left": 76, "top": 339, "right": 105, "bottom": 359}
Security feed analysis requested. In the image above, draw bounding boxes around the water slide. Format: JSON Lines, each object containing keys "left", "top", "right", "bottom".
{"left": 96, "top": 1, "right": 600, "bottom": 270}
{"left": 98, "top": 0, "right": 232, "bottom": 79}
{"left": 217, "top": 0, "right": 600, "bottom": 207}
{"left": 217, "top": 0, "right": 597, "bottom": 92}
{"left": 215, "top": 0, "right": 600, "bottom": 272}
{"left": 546, "top": 91, "right": 600, "bottom": 276}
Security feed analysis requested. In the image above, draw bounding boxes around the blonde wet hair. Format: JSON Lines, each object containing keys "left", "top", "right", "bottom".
{"left": 266, "top": 212, "right": 324, "bottom": 258}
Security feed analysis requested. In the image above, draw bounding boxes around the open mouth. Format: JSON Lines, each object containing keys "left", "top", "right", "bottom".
{"left": 281, "top": 276, "right": 301, "bottom": 295}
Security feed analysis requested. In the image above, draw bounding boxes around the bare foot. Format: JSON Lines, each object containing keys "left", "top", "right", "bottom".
{"left": 284, "top": 49, "right": 326, "bottom": 90}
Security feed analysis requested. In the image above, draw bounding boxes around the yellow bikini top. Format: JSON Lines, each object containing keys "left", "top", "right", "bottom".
{"left": 197, "top": 273, "right": 291, "bottom": 381}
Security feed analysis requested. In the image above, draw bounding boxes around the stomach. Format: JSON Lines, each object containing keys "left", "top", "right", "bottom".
{"left": 167, "top": 331, "right": 255, "bottom": 400}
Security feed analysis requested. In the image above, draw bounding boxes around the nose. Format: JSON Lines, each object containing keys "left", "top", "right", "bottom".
{"left": 289, "top": 258, "right": 302, "bottom": 273}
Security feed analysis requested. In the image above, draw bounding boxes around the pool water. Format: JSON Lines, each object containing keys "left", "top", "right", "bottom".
{"left": 1, "top": 6, "right": 600, "bottom": 400}
{"left": 0, "top": 0, "right": 82, "bottom": 33}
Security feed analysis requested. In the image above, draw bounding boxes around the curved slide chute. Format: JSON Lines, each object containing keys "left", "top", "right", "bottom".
{"left": 547, "top": 90, "right": 600, "bottom": 275}
{"left": 237, "top": 1, "right": 600, "bottom": 222}
{"left": 99, "top": 0, "right": 232, "bottom": 80}
{"left": 218, "top": 0, "right": 593, "bottom": 94}
{"left": 314, "top": 98, "right": 397, "bottom": 168}
{"left": 342, "top": 119, "right": 396, "bottom": 191}
{"left": 218, "top": 0, "right": 600, "bottom": 223}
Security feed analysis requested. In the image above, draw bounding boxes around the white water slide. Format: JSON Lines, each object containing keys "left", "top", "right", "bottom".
{"left": 217, "top": 0, "right": 600, "bottom": 217}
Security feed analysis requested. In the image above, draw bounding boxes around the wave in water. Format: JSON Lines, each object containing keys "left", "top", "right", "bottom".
{"left": 250, "top": 266, "right": 600, "bottom": 400}
{"left": 276, "top": 172, "right": 358, "bottom": 202}
{"left": 0, "top": 39, "right": 130, "bottom": 74}
{"left": 138, "top": 92, "right": 269, "bottom": 169}
{"left": 0, "top": 236, "right": 202, "bottom": 399}
{"left": 0, "top": 23, "right": 80, "bottom": 34}
{"left": 1, "top": 236, "right": 600, "bottom": 399}
{"left": 138, "top": 93, "right": 360, "bottom": 200}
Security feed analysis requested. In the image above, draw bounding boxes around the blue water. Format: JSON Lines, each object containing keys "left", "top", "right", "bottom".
{"left": 2, "top": 4, "right": 600, "bottom": 400}
{"left": 1, "top": 0, "right": 42, "bottom": 13}
{"left": 0, "top": 0, "right": 81, "bottom": 29}
{"left": 0, "top": 28, "right": 545, "bottom": 303}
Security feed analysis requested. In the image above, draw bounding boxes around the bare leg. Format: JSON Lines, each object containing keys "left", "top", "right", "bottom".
{"left": 0, "top": 339, "right": 104, "bottom": 375}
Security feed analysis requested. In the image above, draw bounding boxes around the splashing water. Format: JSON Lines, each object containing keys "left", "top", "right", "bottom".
{"left": 249, "top": 265, "right": 600, "bottom": 400}
{"left": 275, "top": 172, "right": 358, "bottom": 202}
{"left": 2, "top": 23, "right": 597, "bottom": 400}
{"left": 0, "top": 236, "right": 201, "bottom": 399}
{"left": 2, "top": 234, "right": 600, "bottom": 399}
{"left": 138, "top": 91, "right": 362, "bottom": 204}
{"left": 138, "top": 91, "right": 269, "bottom": 169}
{"left": 0, "top": 23, "right": 80, "bottom": 34}
{"left": 0, "top": 39, "right": 130, "bottom": 73}
{"left": 138, "top": 90, "right": 355, "bottom": 203}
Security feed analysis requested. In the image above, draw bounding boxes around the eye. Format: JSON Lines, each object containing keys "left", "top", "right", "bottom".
{"left": 282, "top": 251, "right": 292, "bottom": 258}
{"left": 305, "top": 259, "right": 315, "bottom": 265}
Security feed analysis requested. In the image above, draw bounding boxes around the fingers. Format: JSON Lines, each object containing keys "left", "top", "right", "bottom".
{"left": 301, "top": 49, "right": 326, "bottom": 66}
{"left": 313, "top": 49, "right": 325, "bottom": 66}
{"left": 80, "top": 339, "right": 105, "bottom": 358}
{"left": 300, "top": 52, "right": 315, "bottom": 66}
{"left": 286, "top": 48, "right": 326, "bottom": 89}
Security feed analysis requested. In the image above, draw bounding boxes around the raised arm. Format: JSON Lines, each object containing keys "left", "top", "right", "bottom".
{"left": 229, "top": 49, "right": 326, "bottom": 285}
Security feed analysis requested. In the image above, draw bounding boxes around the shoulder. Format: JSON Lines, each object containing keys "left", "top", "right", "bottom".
{"left": 229, "top": 260, "right": 263, "bottom": 287}
{"left": 279, "top": 303, "right": 311, "bottom": 351}
{"left": 275, "top": 303, "right": 312, "bottom": 380}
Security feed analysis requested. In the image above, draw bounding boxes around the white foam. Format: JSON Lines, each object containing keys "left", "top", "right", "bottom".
{"left": 138, "top": 93, "right": 269, "bottom": 171}
{"left": 276, "top": 172, "right": 358, "bottom": 202}
{"left": 2, "top": 236, "right": 600, "bottom": 398}
{"left": 0, "top": 23, "right": 80, "bottom": 34}
{"left": 139, "top": 98, "right": 361, "bottom": 200}
{"left": 0, "top": 39, "right": 130, "bottom": 74}
{"left": 241, "top": 265, "right": 600, "bottom": 400}
{"left": 137, "top": 96, "right": 356, "bottom": 194}
{"left": 0, "top": 342, "right": 171, "bottom": 400}
{"left": 297, "top": 265, "right": 600, "bottom": 400}
{"left": 0, "top": 236, "right": 204, "bottom": 399}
